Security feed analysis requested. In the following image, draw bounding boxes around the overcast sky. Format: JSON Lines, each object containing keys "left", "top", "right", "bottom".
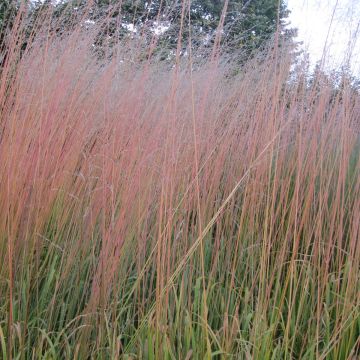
{"left": 286, "top": 0, "right": 360, "bottom": 74}
{"left": 31, "top": 0, "right": 360, "bottom": 74}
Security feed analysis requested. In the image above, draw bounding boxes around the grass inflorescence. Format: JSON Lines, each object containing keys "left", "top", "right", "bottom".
{"left": 0, "top": 5, "right": 359, "bottom": 360}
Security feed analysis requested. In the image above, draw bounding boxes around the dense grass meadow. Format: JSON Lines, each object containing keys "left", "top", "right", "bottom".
{"left": 0, "top": 6, "right": 359, "bottom": 360}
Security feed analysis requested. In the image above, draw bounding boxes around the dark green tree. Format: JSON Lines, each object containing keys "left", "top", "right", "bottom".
{"left": 0, "top": 0, "right": 20, "bottom": 68}
{"left": 0, "top": 0, "right": 19, "bottom": 43}
{"left": 42, "top": 0, "right": 295, "bottom": 60}
{"left": 0, "top": 0, "right": 296, "bottom": 66}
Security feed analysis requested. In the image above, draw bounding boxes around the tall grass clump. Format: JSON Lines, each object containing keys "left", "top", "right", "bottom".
{"left": 0, "top": 4, "right": 359, "bottom": 359}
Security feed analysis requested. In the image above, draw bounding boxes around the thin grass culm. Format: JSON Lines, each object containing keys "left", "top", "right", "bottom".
{"left": 0, "top": 2, "right": 359, "bottom": 359}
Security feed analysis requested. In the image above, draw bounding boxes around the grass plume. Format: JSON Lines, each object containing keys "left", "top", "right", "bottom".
{"left": 0, "top": 5, "right": 359, "bottom": 359}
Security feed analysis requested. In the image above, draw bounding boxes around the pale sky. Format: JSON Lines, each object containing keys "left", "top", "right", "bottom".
{"left": 286, "top": 0, "right": 360, "bottom": 74}
{"left": 32, "top": 0, "right": 360, "bottom": 74}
